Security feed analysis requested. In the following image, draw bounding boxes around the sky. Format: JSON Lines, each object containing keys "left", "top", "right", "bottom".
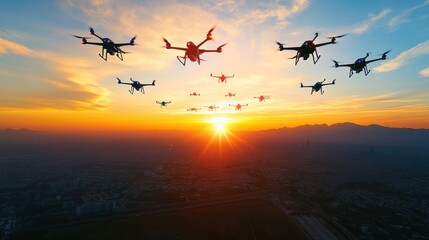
{"left": 0, "top": 0, "right": 428, "bottom": 133}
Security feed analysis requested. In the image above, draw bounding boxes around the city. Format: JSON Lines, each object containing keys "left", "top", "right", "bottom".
{"left": 1, "top": 125, "right": 428, "bottom": 239}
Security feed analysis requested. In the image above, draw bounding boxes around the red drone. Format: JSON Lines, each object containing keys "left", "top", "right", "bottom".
{"left": 254, "top": 95, "right": 270, "bottom": 102}
{"left": 210, "top": 73, "right": 234, "bottom": 83}
{"left": 229, "top": 103, "right": 248, "bottom": 111}
{"left": 190, "top": 92, "right": 200, "bottom": 96}
{"left": 163, "top": 26, "right": 226, "bottom": 66}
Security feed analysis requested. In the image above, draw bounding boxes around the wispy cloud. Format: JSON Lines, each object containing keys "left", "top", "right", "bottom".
{"left": 388, "top": 0, "right": 429, "bottom": 31}
{"left": 374, "top": 40, "right": 429, "bottom": 72}
{"left": 419, "top": 67, "right": 429, "bottom": 77}
{"left": 352, "top": 9, "right": 390, "bottom": 34}
{"left": 234, "top": 0, "right": 309, "bottom": 28}
{"left": 0, "top": 37, "right": 109, "bottom": 111}
{"left": 0, "top": 37, "right": 37, "bottom": 57}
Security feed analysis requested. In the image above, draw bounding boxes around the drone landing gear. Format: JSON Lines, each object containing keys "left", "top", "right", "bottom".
{"left": 321, "top": 89, "right": 324, "bottom": 95}
{"left": 364, "top": 66, "right": 371, "bottom": 76}
{"left": 129, "top": 87, "right": 134, "bottom": 95}
{"left": 294, "top": 53, "right": 300, "bottom": 65}
{"left": 312, "top": 49, "right": 321, "bottom": 64}
{"left": 177, "top": 55, "right": 187, "bottom": 66}
{"left": 99, "top": 48, "right": 107, "bottom": 61}
{"left": 349, "top": 69, "right": 354, "bottom": 78}
{"left": 116, "top": 51, "right": 123, "bottom": 61}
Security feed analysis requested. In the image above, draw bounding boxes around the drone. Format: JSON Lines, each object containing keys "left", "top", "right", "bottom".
{"left": 210, "top": 73, "right": 234, "bottom": 83}
{"left": 333, "top": 50, "right": 391, "bottom": 78}
{"left": 276, "top": 32, "right": 346, "bottom": 65}
{"left": 254, "top": 95, "right": 270, "bottom": 102}
{"left": 117, "top": 77, "right": 155, "bottom": 94}
{"left": 204, "top": 105, "right": 219, "bottom": 111}
{"left": 163, "top": 26, "right": 227, "bottom": 66}
{"left": 156, "top": 101, "right": 172, "bottom": 108}
{"left": 187, "top": 107, "right": 201, "bottom": 112}
{"left": 229, "top": 103, "right": 248, "bottom": 111}
{"left": 225, "top": 92, "right": 236, "bottom": 97}
{"left": 190, "top": 92, "right": 200, "bottom": 96}
{"left": 300, "top": 79, "right": 335, "bottom": 95}
{"left": 72, "top": 27, "right": 136, "bottom": 61}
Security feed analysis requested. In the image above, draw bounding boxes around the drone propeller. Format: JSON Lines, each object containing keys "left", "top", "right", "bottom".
{"left": 328, "top": 33, "right": 347, "bottom": 43}
{"left": 380, "top": 49, "right": 391, "bottom": 59}
{"left": 332, "top": 60, "right": 339, "bottom": 68}
{"left": 72, "top": 35, "right": 90, "bottom": 44}
{"left": 130, "top": 36, "right": 137, "bottom": 45}
{"left": 207, "top": 25, "right": 216, "bottom": 40}
{"left": 162, "top": 37, "right": 171, "bottom": 49}
{"left": 321, "top": 78, "right": 326, "bottom": 83}
{"left": 289, "top": 56, "right": 297, "bottom": 59}
{"left": 89, "top": 27, "right": 95, "bottom": 35}
{"left": 216, "top": 43, "right": 227, "bottom": 52}
{"left": 71, "top": 34, "right": 91, "bottom": 39}
{"left": 276, "top": 41, "right": 285, "bottom": 51}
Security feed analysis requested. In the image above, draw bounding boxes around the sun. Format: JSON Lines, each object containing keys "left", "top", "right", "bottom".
{"left": 210, "top": 117, "right": 228, "bottom": 133}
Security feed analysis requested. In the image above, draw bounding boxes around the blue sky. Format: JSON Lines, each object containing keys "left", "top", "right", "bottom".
{"left": 0, "top": 0, "right": 428, "bottom": 131}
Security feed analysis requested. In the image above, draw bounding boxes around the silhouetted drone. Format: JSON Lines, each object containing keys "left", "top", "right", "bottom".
{"left": 229, "top": 103, "right": 248, "bottom": 111}
{"left": 205, "top": 105, "right": 219, "bottom": 111}
{"left": 333, "top": 50, "right": 391, "bottom": 78}
{"left": 254, "top": 95, "right": 270, "bottom": 102}
{"left": 301, "top": 79, "right": 335, "bottom": 95}
{"left": 117, "top": 77, "right": 155, "bottom": 94}
{"left": 156, "top": 101, "right": 171, "bottom": 108}
{"left": 187, "top": 107, "right": 201, "bottom": 112}
{"left": 72, "top": 27, "right": 136, "bottom": 61}
{"left": 225, "top": 92, "right": 236, "bottom": 97}
{"left": 210, "top": 73, "right": 234, "bottom": 83}
{"left": 276, "top": 32, "right": 346, "bottom": 65}
{"left": 190, "top": 92, "right": 200, "bottom": 96}
{"left": 163, "top": 26, "right": 226, "bottom": 66}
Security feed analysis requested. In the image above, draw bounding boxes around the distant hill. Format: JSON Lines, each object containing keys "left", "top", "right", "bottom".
{"left": 1, "top": 123, "right": 428, "bottom": 147}
{"left": 253, "top": 122, "right": 429, "bottom": 147}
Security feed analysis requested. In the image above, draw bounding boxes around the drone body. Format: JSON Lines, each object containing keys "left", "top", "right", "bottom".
{"left": 117, "top": 77, "right": 155, "bottom": 94}
{"left": 163, "top": 26, "right": 226, "bottom": 66}
{"left": 211, "top": 73, "right": 234, "bottom": 83}
{"left": 229, "top": 103, "right": 248, "bottom": 111}
{"left": 225, "top": 92, "right": 236, "bottom": 97}
{"left": 73, "top": 27, "right": 136, "bottom": 61}
{"left": 156, "top": 101, "right": 172, "bottom": 108}
{"left": 190, "top": 92, "right": 200, "bottom": 96}
{"left": 301, "top": 79, "right": 335, "bottom": 95}
{"left": 187, "top": 107, "right": 201, "bottom": 112}
{"left": 276, "top": 32, "right": 346, "bottom": 65}
{"left": 333, "top": 50, "right": 391, "bottom": 78}
{"left": 255, "top": 95, "right": 270, "bottom": 102}
{"left": 205, "top": 105, "right": 219, "bottom": 111}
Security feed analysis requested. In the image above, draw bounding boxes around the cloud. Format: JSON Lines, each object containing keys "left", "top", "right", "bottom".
{"left": 352, "top": 9, "right": 390, "bottom": 34}
{"left": 374, "top": 40, "right": 429, "bottom": 72}
{"left": 0, "top": 37, "right": 109, "bottom": 111}
{"left": 419, "top": 67, "right": 429, "bottom": 77}
{"left": 388, "top": 0, "right": 429, "bottom": 31}
{"left": 234, "top": 0, "right": 309, "bottom": 28}
{"left": 0, "top": 37, "right": 37, "bottom": 57}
